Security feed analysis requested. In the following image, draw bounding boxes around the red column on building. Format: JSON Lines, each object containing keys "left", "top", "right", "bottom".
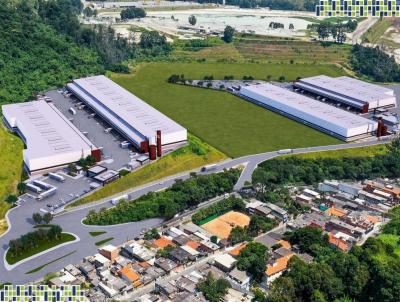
{"left": 140, "top": 140, "right": 149, "bottom": 153}
{"left": 91, "top": 149, "right": 102, "bottom": 162}
{"left": 156, "top": 130, "right": 162, "bottom": 157}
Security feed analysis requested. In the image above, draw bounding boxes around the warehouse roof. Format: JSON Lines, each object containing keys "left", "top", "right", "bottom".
{"left": 297, "top": 75, "right": 394, "bottom": 104}
{"left": 241, "top": 83, "right": 376, "bottom": 132}
{"left": 2, "top": 100, "right": 94, "bottom": 161}
{"left": 67, "top": 75, "right": 186, "bottom": 144}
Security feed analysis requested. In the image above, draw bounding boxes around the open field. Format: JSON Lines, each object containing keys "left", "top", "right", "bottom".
{"left": 362, "top": 19, "right": 393, "bottom": 43}
{"left": 283, "top": 144, "right": 388, "bottom": 160}
{"left": 173, "top": 38, "right": 351, "bottom": 64}
{"left": 112, "top": 62, "right": 343, "bottom": 158}
{"left": 0, "top": 125, "right": 24, "bottom": 235}
{"left": 201, "top": 210, "right": 250, "bottom": 239}
{"left": 69, "top": 134, "right": 227, "bottom": 207}
{"left": 6, "top": 233, "right": 76, "bottom": 265}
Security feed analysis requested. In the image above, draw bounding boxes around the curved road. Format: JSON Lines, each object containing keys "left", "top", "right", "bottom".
{"left": 0, "top": 138, "right": 390, "bottom": 284}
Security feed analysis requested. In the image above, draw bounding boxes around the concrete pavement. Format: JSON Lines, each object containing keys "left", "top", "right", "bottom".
{"left": 0, "top": 137, "right": 391, "bottom": 284}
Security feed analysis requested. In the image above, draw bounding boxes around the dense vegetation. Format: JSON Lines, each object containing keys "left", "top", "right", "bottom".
{"left": 350, "top": 44, "right": 400, "bottom": 82}
{"left": 85, "top": 169, "right": 240, "bottom": 225}
{"left": 0, "top": 0, "right": 103, "bottom": 104}
{"left": 237, "top": 242, "right": 268, "bottom": 282}
{"left": 192, "top": 196, "right": 246, "bottom": 225}
{"left": 259, "top": 225, "right": 400, "bottom": 302}
{"left": 0, "top": 0, "right": 172, "bottom": 104}
{"left": 253, "top": 140, "right": 400, "bottom": 186}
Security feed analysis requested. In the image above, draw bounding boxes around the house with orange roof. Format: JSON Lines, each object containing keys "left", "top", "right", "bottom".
{"left": 325, "top": 207, "right": 347, "bottom": 218}
{"left": 118, "top": 266, "right": 142, "bottom": 287}
{"left": 152, "top": 237, "right": 176, "bottom": 249}
{"left": 229, "top": 242, "right": 248, "bottom": 257}
{"left": 277, "top": 240, "right": 291, "bottom": 250}
{"left": 328, "top": 233, "right": 351, "bottom": 251}
{"left": 185, "top": 240, "right": 201, "bottom": 251}
{"left": 264, "top": 253, "right": 294, "bottom": 285}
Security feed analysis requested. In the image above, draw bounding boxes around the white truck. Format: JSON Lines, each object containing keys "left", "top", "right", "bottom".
{"left": 201, "top": 164, "right": 217, "bottom": 172}
{"left": 277, "top": 149, "right": 293, "bottom": 155}
{"left": 110, "top": 194, "right": 128, "bottom": 205}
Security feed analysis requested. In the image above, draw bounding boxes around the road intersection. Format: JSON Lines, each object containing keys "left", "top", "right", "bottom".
{"left": 0, "top": 137, "right": 390, "bottom": 284}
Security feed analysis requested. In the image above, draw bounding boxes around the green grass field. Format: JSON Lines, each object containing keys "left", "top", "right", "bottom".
{"left": 89, "top": 231, "right": 107, "bottom": 237}
{"left": 173, "top": 38, "right": 351, "bottom": 64}
{"left": 69, "top": 134, "right": 227, "bottom": 206}
{"left": 283, "top": 144, "right": 388, "bottom": 160}
{"left": 112, "top": 62, "right": 343, "bottom": 158}
{"left": 6, "top": 233, "right": 76, "bottom": 265}
{"left": 0, "top": 126, "right": 24, "bottom": 235}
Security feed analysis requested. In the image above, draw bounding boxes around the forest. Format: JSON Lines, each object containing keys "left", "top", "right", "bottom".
{"left": 0, "top": 0, "right": 171, "bottom": 105}
{"left": 84, "top": 169, "right": 240, "bottom": 225}
{"left": 350, "top": 44, "right": 400, "bottom": 82}
{"left": 0, "top": 0, "right": 103, "bottom": 104}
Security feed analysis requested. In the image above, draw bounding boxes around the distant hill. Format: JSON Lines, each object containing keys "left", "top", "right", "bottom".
{"left": 0, "top": 0, "right": 103, "bottom": 104}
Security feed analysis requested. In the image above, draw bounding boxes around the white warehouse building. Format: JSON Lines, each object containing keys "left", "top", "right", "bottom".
{"left": 67, "top": 75, "right": 187, "bottom": 149}
{"left": 294, "top": 75, "right": 396, "bottom": 113}
{"left": 240, "top": 83, "right": 377, "bottom": 141}
{"left": 2, "top": 100, "right": 96, "bottom": 174}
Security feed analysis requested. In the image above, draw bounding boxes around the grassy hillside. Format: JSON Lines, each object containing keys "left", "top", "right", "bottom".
{"left": 0, "top": 0, "right": 103, "bottom": 104}
{"left": 0, "top": 126, "right": 24, "bottom": 234}
{"left": 362, "top": 19, "right": 393, "bottom": 44}
{"left": 69, "top": 135, "right": 227, "bottom": 207}
{"left": 112, "top": 62, "right": 343, "bottom": 158}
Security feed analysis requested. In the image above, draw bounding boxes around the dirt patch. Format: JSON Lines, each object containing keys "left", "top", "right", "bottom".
{"left": 201, "top": 210, "right": 250, "bottom": 239}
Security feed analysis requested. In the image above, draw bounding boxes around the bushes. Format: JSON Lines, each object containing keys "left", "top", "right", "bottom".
{"left": 85, "top": 169, "right": 240, "bottom": 225}
{"left": 192, "top": 196, "right": 246, "bottom": 225}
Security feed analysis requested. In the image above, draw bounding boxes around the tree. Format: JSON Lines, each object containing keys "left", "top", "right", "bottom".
{"left": 317, "top": 23, "right": 330, "bottom": 40}
{"left": 210, "top": 235, "right": 218, "bottom": 244}
{"left": 83, "top": 7, "right": 94, "bottom": 17}
{"left": 249, "top": 215, "right": 275, "bottom": 236}
{"left": 229, "top": 226, "right": 250, "bottom": 245}
{"left": 120, "top": 7, "right": 146, "bottom": 20}
{"left": 32, "top": 213, "right": 43, "bottom": 225}
{"left": 237, "top": 242, "right": 268, "bottom": 282}
{"left": 285, "top": 226, "right": 329, "bottom": 254}
{"left": 144, "top": 228, "right": 160, "bottom": 240}
{"left": 197, "top": 272, "right": 231, "bottom": 302}
{"left": 42, "top": 212, "right": 53, "bottom": 224}
{"left": 5, "top": 194, "right": 18, "bottom": 205}
{"left": 47, "top": 225, "right": 62, "bottom": 240}
{"left": 188, "top": 14, "right": 197, "bottom": 26}
{"left": 140, "top": 31, "right": 168, "bottom": 49}
{"left": 223, "top": 25, "right": 235, "bottom": 43}
{"left": 17, "top": 182, "right": 27, "bottom": 195}
{"left": 267, "top": 277, "right": 296, "bottom": 302}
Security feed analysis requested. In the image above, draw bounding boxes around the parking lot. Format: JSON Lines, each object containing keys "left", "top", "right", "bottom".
{"left": 47, "top": 90, "right": 137, "bottom": 171}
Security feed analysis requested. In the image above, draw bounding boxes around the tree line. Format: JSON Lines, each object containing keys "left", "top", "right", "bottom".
{"left": 85, "top": 169, "right": 241, "bottom": 225}
{"left": 190, "top": 0, "right": 318, "bottom": 10}
{"left": 8, "top": 225, "right": 63, "bottom": 257}
{"left": 253, "top": 139, "right": 400, "bottom": 187}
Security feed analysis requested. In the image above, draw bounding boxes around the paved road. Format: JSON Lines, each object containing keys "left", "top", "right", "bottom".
{"left": 0, "top": 137, "right": 391, "bottom": 284}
